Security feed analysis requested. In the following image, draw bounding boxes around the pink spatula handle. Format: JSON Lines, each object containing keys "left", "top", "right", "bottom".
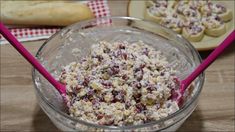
{"left": 0, "top": 22, "right": 66, "bottom": 95}
{"left": 181, "top": 30, "right": 235, "bottom": 93}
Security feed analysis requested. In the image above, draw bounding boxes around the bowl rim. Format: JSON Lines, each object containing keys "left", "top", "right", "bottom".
{"left": 32, "top": 16, "right": 205, "bottom": 130}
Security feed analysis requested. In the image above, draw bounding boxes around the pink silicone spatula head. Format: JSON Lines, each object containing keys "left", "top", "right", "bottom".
{"left": 0, "top": 22, "right": 66, "bottom": 98}
{"left": 177, "top": 30, "right": 235, "bottom": 104}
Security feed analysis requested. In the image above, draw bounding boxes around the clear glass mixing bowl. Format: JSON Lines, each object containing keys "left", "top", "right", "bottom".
{"left": 32, "top": 17, "right": 204, "bottom": 131}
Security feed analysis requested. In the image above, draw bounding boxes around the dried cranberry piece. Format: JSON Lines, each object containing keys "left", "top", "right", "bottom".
{"left": 92, "top": 98, "right": 100, "bottom": 105}
{"left": 134, "top": 67, "right": 140, "bottom": 73}
{"left": 113, "top": 90, "right": 125, "bottom": 103}
{"left": 132, "top": 81, "right": 142, "bottom": 89}
{"left": 135, "top": 103, "right": 146, "bottom": 113}
{"left": 82, "top": 95, "right": 89, "bottom": 102}
{"left": 125, "top": 101, "right": 131, "bottom": 109}
{"left": 112, "top": 90, "right": 119, "bottom": 96}
{"left": 114, "top": 50, "right": 122, "bottom": 57}
{"left": 97, "top": 113, "right": 104, "bottom": 120}
{"left": 61, "top": 70, "right": 66, "bottom": 75}
{"left": 87, "top": 89, "right": 94, "bottom": 96}
{"left": 98, "top": 94, "right": 105, "bottom": 102}
{"left": 81, "top": 58, "right": 87, "bottom": 62}
{"left": 82, "top": 77, "right": 90, "bottom": 86}
{"left": 108, "top": 65, "right": 120, "bottom": 75}
{"left": 101, "top": 81, "right": 113, "bottom": 88}
{"left": 118, "top": 44, "right": 126, "bottom": 49}
{"left": 76, "top": 86, "right": 81, "bottom": 90}
{"left": 190, "top": 6, "right": 196, "bottom": 10}
{"left": 146, "top": 84, "right": 155, "bottom": 92}
{"left": 133, "top": 92, "right": 141, "bottom": 103}
{"left": 177, "top": 97, "right": 184, "bottom": 107}
{"left": 73, "top": 86, "right": 81, "bottom": 94}
{"left": 138, "top": 63, "right": 146, "bottom": 69}
{"left": 173, "top": 77, "right": 180, "bottom": 88}
{"left": 122, "top": 52, "right": 128, "bottom": 60}
{"left": 122, "top": 74, "right": 129, "bottom": 80}
{"left": 142, "top": 48, "right": 149, "bottom": 56}
{"left": 160, "top": 72, "right": 165, "bottom": 76}
{"left": 96, "top": 55, "right": 103, "bottom": 62}
{"left": 215, "top": 16, "right": 221, "bottom": 21}
{"left": 170, "top": 89, "right": 179, "bottom": 100}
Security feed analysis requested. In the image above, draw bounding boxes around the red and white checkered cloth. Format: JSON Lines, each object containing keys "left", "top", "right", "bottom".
{"left": 0, "top": 0, "right": 110, "bottom": 44}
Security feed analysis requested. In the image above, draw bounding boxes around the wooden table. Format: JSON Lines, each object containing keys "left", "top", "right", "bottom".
{"left": 1, "top": 1, "right": 234, "bottom": 131}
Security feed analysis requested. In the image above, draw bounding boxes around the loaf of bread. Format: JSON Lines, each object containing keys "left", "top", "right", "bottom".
{"left": 1, "top": 1, "right": 95, "bottom": 26}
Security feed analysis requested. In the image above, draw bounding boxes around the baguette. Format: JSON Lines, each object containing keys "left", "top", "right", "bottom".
{"left": 1, "top": 1, "right": 95, "bottom": 26}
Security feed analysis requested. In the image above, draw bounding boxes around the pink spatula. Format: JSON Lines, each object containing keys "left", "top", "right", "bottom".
{"left": 176, "top": 30, "right": 235, "bottom": 104}
{"left": 0, "top": 22, "right": 66, "bottom": 98}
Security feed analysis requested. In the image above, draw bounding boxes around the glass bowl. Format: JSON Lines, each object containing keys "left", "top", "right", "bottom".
{"left": 32, "top": 17, "right": 204, "bottom": 131}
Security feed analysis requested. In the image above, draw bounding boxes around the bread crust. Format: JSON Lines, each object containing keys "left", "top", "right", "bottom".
{"left": 219, "top": 9, "right": 233, "bottom": 22}
{"left": 205, "top": 24, "right": 226, "bottom": 37}
{"left": 145, "top": 0, "right": 155, "bottom": 8}
{"left": 144, "top": 8, "right": 163, "bottom": 23}
{"left": 1, "top": 1, "right": 95, "bottom": 26}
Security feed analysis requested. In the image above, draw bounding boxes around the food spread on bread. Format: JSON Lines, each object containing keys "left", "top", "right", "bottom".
{"left": 160, "top": 13, "right": 184, "bottom": 33}
{"left": 145, "top": 0, "right": 233, "bottom": 42}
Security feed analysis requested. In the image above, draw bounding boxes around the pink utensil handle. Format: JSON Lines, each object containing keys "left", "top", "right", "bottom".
{"left": 0, "top": 22, "right": 66, "bottom": 94}
{"left": 181, "top": 30, "right": 235, "bottom": 92}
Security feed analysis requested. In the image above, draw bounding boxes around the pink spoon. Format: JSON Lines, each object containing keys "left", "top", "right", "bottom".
{"left": 177, "top": 30, "right": 235, "bottom": 104}
{"left": 0, "top": 22, "right": 66, "bottom": 98}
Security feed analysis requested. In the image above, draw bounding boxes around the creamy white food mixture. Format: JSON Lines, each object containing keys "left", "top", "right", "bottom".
{"left": 59, "top": 41, "right": 180, "bottom": 126}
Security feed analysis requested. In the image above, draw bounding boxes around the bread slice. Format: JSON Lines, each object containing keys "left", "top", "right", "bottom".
{"left": 1, "top": 1, "right": 95, "bottom": 26}
{"left": 182, "top": 26, "right": 205, "bottom": 42}
{"left": 200, "top": 3, "right": 233, "bottom": 22}
{"left": 182, "top": 7, "right": 201, "bottom": 20}
{"left": 204, "top": 23, "right": 226, "bottom": 37}
{"left": 218, "top": 9, "right": 233, "bottom": 22}
{"left": 202, "top": 15, "right": 226, "bottom": 37}
{"left": 144, "top": 8, "right": 163, "bottom": 23}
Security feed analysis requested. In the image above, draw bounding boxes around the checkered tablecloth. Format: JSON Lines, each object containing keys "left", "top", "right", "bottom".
{"left": 0, "top": 0, "right": 110, "bottom": 44}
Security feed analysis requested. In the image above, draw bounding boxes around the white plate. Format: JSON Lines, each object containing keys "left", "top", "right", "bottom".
{"left": 128, "top": 0, "right": 234, "bottom": 51}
